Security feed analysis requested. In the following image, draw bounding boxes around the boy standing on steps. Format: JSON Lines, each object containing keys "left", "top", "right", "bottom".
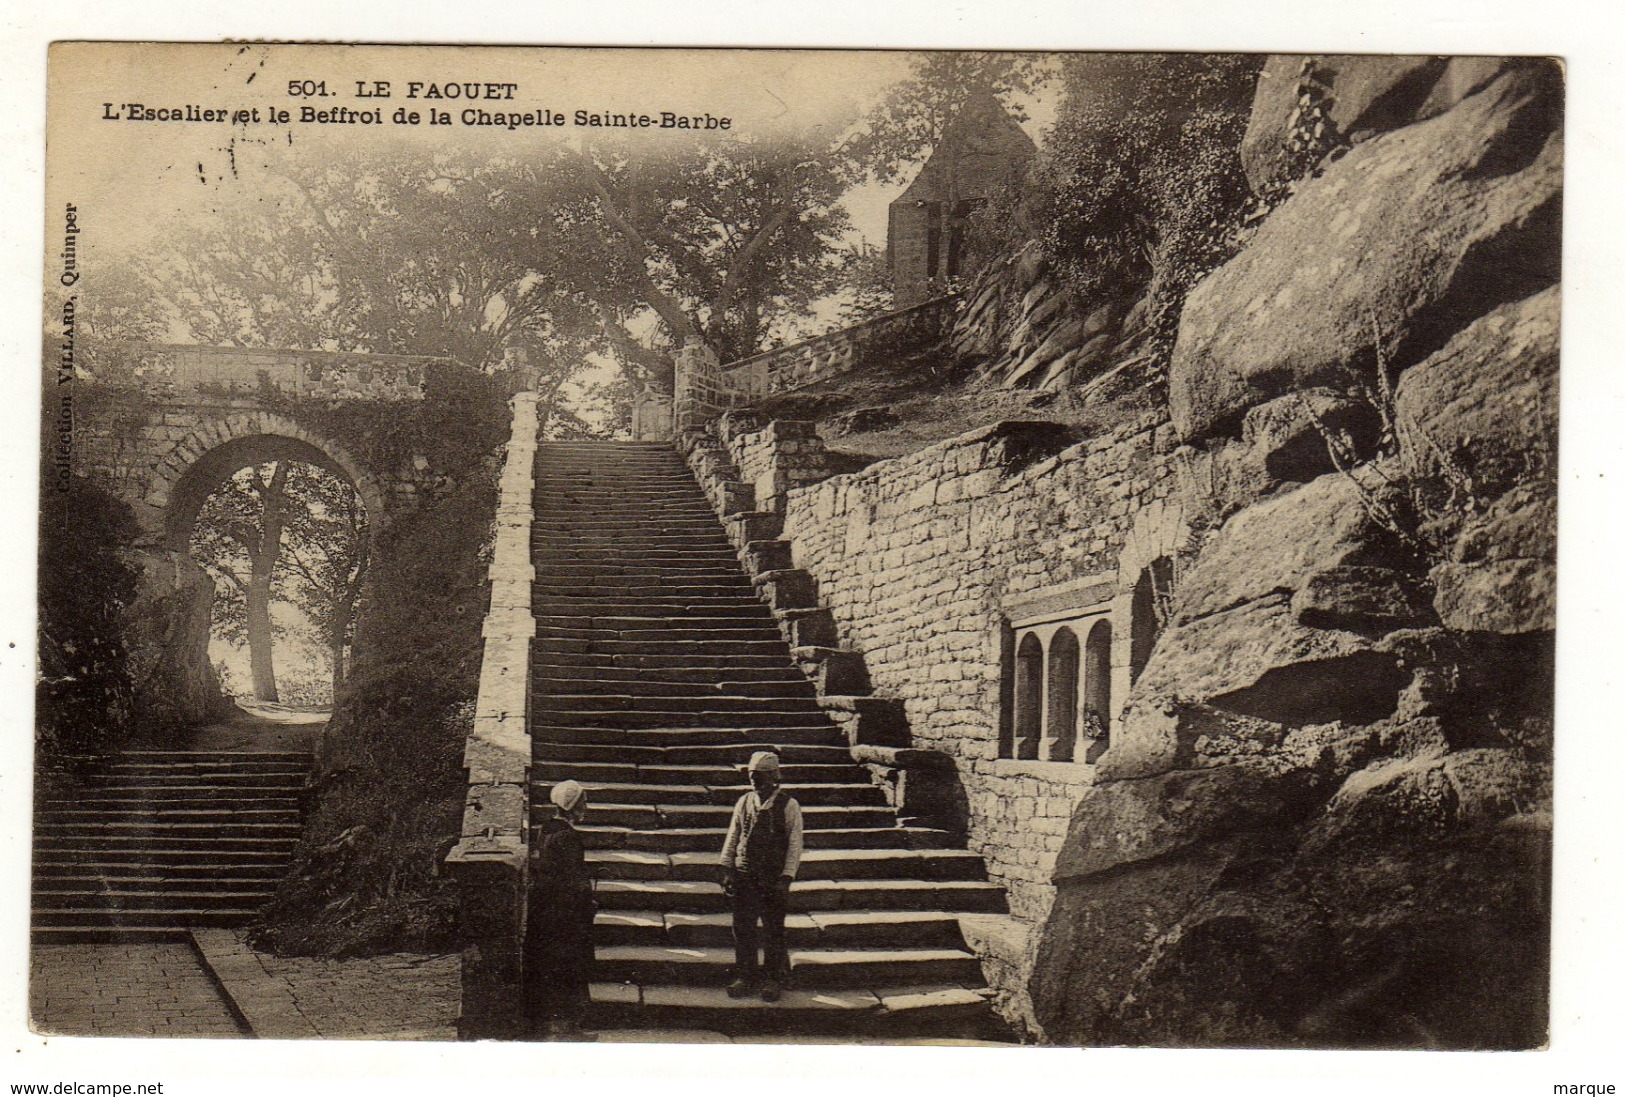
{"left": 720, "top": 750, "right": 804, "bottom": 1002}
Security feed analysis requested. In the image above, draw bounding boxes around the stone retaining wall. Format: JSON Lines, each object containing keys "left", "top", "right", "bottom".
{"left": 686, "top": 408, "right": 1182, "bottom": 923}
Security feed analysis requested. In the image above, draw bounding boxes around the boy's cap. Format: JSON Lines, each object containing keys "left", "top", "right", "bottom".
{"left": 747, "top": 751, "right": 780, "bottom": 774}
{"left": 549, "top": 780, "right": 586, "bottom": 812}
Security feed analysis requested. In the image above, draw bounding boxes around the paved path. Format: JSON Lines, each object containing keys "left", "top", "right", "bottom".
{"left": 29, "top": 941, "right": 246, "bottom": 1038}
{"left": 32, "top": 935, "right": 1007, "bottom": 1044}
{"left": 191, "top": 930, "right": 459, "bottom": 1040}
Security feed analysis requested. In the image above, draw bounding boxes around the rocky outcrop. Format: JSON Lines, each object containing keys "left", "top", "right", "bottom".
{"left": 121, "top": 548, "right": 232, "bottom": 735}
{"left": 1028, "top": 54, "right": 1558, "bottom": 1050}
{"left": 1171, "top": 60, "right": 1561, "bottom": 443}
{"left": 951, "top": 242, "right": 1150, "bottom": 392}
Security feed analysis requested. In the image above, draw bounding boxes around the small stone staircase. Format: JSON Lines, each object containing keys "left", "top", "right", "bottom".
{"left": 32, "top": 750, "right": 309, "bottom": 942}
{"left": 530, "top": 441, "right": 1010, "bottom": 1039}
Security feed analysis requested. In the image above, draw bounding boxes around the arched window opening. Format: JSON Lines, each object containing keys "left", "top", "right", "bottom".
{"left": 1013, "top": 632, "right": 1044, "bottom": 761}
{"left": 1044, "top": 628, "right": 1080, "bottom": 761}
{"left": 1130, "top": 555, "right": 1176, "bottom": 683}
{"left": 1083, "top": 619, "right": 1113, "bottom": 760}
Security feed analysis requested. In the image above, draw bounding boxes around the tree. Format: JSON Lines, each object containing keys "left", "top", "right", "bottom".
{"left": 190, "top": 461, "right": 294, "bottom": 701}
{"left": 1022, "top": 55, "right": 1261, "bottom": 340}
{"left": 150, "top": 148, "right": 605, "bottom": 394}
{"left": 277, "top": 465, "right": 369, "bottom": 698}
{"left": 548, "top": 135, "right": 856, "bottom": 390}
{"left": 190, "top": 459, "right": 371, "bottom": 704}
{"left": 846, "top": 52, "right": 1051, "bottom": 185}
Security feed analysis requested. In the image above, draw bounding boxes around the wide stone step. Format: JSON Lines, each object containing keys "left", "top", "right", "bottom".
{"left": 532, "top": 549, "right": 742, "bottom": 566}
{"left": 595, "top": 909, "right": 970, "bottom": 950}
{"left": 33, "top": 886, "right": 276, "bottom": 910}
{"left": 541, "top": 781, "right": 885, "bottom": 809}
{"left": 534, "top": 565, "right": 748, "bottom": 582}
{"left": 534, "top": 601, "right": 775, "bottom": 620}
{"left": 31, "top": 907, "right": 261, "bottom": 929}
{"left": 534, "top": 741, "right": 856, "bottom": 766}
{"left": 593, "top": 878, "right": 1007, "bottom": 915}
{"left": 586, "top": 847, "right": 987, "bottom": 883}
{"left": 38, "top": 802, "right": 299, "bottom": 819}
{"left": 94, "top": 763, "right": 307, "bottom": 780}
{"left": 101, "top": 750, "right": 312, "bottom": 764}
{"left": 533, "top": 504, "right": 719, "bottom": 517}
{"left": 32, "top": 861, "right": 287, "bottom": 883}
{"left": 42, "top": 785, "right": 303, "bottom": 803}
{"left": 88, "top": 772, "right": 308, "bottom": 789}
{"left": 532, "top": 677, "right": 815, "bottom": 701}
{"left": 533, "top": 584, "right": 755, "bottom": 600}
{"left": 536, "top": 639, "right": 790, "bottom": 659}
{"left": 594, "top": 945, "right": 982, "bottom": 989}
{"left": 538, "top": 622, "right": 783, "bottom": 641}
{"left": 36, "top": 820, "right": 301, "bottom": 839}
{"left": 576, "top": 803, "right": 894, "bottom": 831}
{"left": 578, "top": 825, "right": 957, "bottom": 853}
{"left": 39, "top": 807, "right": 299, "bottom": 824}
{"left": 532, "top": 724, "right": 843, "bottom": 748}
{"left": 31, "top": 846, "right": 296, "bottom": 868}
{"left": 537, "top": 534, "right": 730, "bottom": 547}
{"left": 584, "top": 982, "right": 1005, "bottom": 1040}
{"left": 34, "top": 832, "right": 300, "bottom": 853}
{"left": 533, "top": 761, "right": 865, "bottom": 786}
{"left": 536, "top": 694, "right": 823, "bottom": 715}
{"left": 534, "top": 652, "right": 798, "bottom": 672}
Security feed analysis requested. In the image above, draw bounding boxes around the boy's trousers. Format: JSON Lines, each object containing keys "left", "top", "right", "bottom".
{"left": 732, "top": 875, "right": 790, "bottom": 978}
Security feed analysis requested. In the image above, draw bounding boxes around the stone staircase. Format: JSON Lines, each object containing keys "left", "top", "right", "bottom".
{"left": 32, "top": 750, "right": 308, "bottom": 942}
{"left": 530, "top": 441, "right": 1011, "bottom": 1039}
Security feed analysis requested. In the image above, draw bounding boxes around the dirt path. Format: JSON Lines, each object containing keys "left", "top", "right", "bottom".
{"left": 181, "top": 700, "right": 330, "bottom": 752}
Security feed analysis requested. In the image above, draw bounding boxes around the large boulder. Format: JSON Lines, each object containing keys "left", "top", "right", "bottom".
{"left": 1242, "top": 55, "right": 1520, "bottom": 197}
{"left": 1392, "top": 287, "right": 1559, "bottom": 633}
{"left": 1030, "top": 778, "right": 1550, "bottom": 1048}
{"left": 1171, "top": 471, "right": 1403, "bottom": 623}
{"left": 1171, "top": 62, "right": 1562, "bottom": 443}
{"left": 1394, "top": 287, "right": 1559, "bottom": 501}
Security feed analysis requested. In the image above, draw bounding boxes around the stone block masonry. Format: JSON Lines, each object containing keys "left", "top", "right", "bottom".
{"left": 685, "top": 409, "right": 1182, "bottom": 925}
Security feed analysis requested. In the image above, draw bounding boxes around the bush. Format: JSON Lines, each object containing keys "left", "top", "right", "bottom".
{"left": 37, "top": 474, "right": 139, "bottom": 763}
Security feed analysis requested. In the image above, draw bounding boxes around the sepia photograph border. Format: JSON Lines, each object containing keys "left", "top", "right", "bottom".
{"left": 4, "top": 0, "right": 1623, "bottom": 1092}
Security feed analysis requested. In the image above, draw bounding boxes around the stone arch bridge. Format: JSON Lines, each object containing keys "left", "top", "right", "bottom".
{"left": 75, "top": 344, "right": 458, "bottom": 548}
{"left": 70, "top": 343, "right": 466, "bottom": 725}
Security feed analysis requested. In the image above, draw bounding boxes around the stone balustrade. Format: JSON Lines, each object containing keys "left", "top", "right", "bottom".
{"left": 444, "top": 390, "right": 539, "bottom": 1041}
{"left": 121, "top": 344, "right": 443, "bottom": 402}
{"left": 721, "top": 294, "right": 959, "bottom": 398}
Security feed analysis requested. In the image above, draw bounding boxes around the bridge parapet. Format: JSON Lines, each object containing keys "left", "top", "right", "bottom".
{"left": 125, "top": 344, "right": 442, "bottom": 402}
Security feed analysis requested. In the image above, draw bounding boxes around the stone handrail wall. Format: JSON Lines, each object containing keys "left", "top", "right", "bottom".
{"left": 123, "top": 344, "right": 444, "bottom": 402}
{"left": 444, "top": 391, "right": 539, "bottom": 1040}
{"left": 721, "top": 294, "right": 959, "bottom": 399}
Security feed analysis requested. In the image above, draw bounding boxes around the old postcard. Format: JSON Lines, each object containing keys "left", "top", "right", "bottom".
{"left": 33, "top": 41, "right": 1560, "bottom": 1053}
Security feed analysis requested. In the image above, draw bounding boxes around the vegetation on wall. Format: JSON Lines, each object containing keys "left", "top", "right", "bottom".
{"left": 248, "top": 367, "right": 509, "bottom": 956}
{"left": 1015, "top": 55, "right": 1261, "bottom": 347}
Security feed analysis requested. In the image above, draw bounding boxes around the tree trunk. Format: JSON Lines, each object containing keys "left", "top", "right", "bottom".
{"left": 246, "top": 462, "right": 291, "bottom": 703}
{"left": 329, "top": 637, "right": 347, "bottom": 699}
{"left": 247, "top": 569, "right": 279, "bottom": 702}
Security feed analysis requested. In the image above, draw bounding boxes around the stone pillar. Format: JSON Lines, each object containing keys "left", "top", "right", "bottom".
{"left": 446, "top": 836, "right": 528, "bottom": 1040}
{"left": 629, "top": 383, "right": 674, "bottom": 442}
{"left": 673, "top": 339, "right": 723, "bottom": 434}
